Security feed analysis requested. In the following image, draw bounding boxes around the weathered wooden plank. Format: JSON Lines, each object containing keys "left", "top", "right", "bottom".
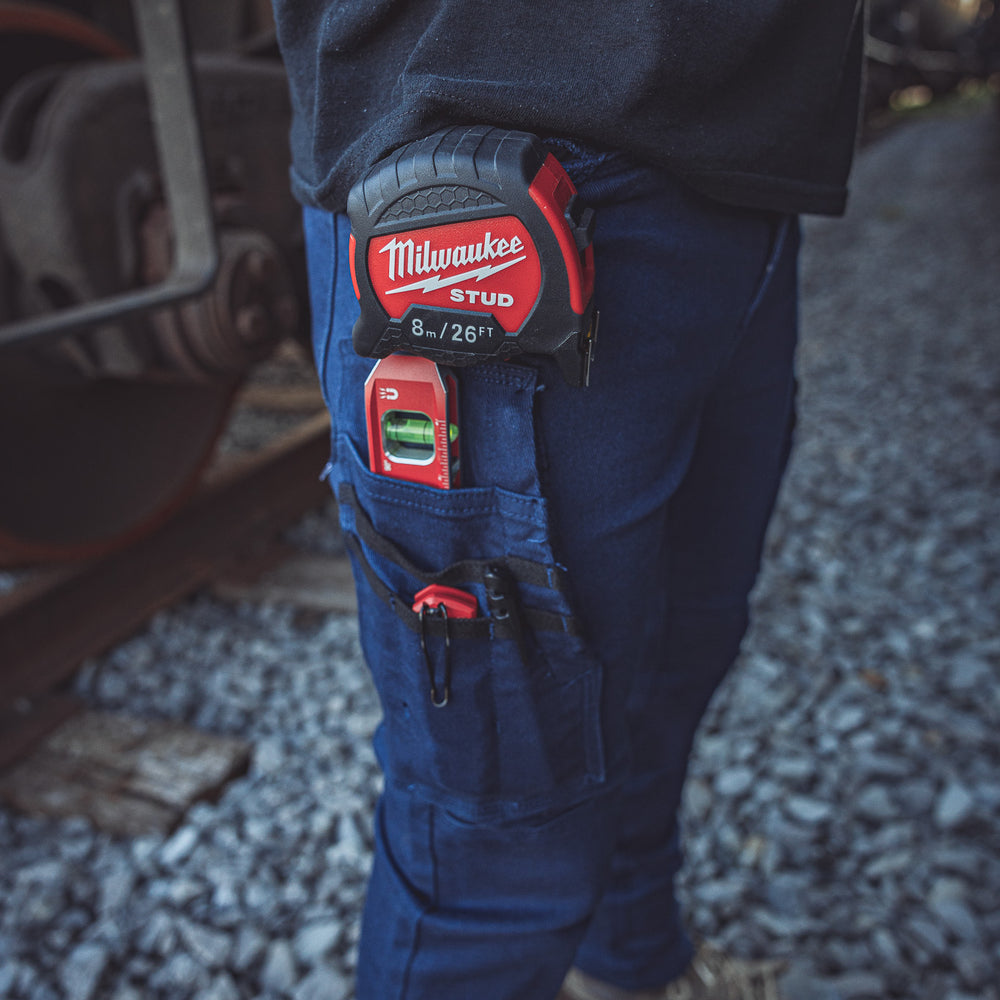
{"left": 0, "top": 710, "right": 251, "bottom": 836}
{"left": 235, "top": 381, "right": 326, "bottom": 412}
{"left": 213, "top": 549, "right": 357, "bottom": 614}
{"left": 0, "top": 694, "right": 83, "bottom": 773}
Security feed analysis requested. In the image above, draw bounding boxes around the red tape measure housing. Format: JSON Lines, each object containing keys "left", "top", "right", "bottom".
{"left": 348, "top": 127, "right": 596, "bottom": 386}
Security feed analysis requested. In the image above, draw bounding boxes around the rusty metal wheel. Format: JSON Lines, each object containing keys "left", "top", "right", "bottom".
{"left": 0, "top": 2, "right": 131, "bottom": 92}
{"left": 0, "top": 355, "right": 240, "bottom": 565}
{"left": 0, "top": 4, "right": 268, "bottom": 566}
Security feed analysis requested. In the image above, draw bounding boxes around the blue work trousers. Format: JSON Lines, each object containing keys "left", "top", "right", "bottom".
{"left": 304, "top": 152, "right": 799, "bottom": 1000}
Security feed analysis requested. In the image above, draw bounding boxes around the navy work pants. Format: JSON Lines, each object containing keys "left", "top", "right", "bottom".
{"left": 303, "top": 151, "right": 799, "bottom": 1000}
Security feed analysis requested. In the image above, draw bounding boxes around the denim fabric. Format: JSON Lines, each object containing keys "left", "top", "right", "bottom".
{"left": 303, "top": 150, "right": 799, "bottom": 999}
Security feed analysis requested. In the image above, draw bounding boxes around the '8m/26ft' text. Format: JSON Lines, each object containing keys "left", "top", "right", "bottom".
{"left": 410, "top": 316, "right": 498, "bottom": 346}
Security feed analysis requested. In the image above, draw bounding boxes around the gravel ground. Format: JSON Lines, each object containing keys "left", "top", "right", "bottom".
{"left": 1, "top": 105, "right": 999, "bottom": 1000}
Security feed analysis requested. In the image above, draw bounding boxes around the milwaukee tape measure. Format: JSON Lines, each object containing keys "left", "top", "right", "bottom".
{"left": 347, "top": 126, "right": 597, "bottom": 387}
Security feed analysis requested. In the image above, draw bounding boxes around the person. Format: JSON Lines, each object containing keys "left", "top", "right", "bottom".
{"left": 270, "top": 3, "right": 866, "bottom": 998}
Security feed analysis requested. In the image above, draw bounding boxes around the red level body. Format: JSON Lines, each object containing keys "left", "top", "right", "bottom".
{"left": 364, "top": 354, "right": 460, "bottom": 489}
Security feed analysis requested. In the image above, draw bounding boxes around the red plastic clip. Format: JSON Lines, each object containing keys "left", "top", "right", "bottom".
{"left": 412, "top": 584, "right": 478, "bottom": 618}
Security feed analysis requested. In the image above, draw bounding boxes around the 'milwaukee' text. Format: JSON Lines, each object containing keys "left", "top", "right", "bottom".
{"left": 379, "top": 231, "right": 525, "bottom": 283}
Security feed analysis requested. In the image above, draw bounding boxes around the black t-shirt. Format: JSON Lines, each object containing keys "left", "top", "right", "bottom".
{"left": 273, "top": 1, "right": 865, "bottom": 216}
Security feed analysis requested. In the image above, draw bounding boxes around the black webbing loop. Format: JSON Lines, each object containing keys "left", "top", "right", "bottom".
{"left": 338, "top": 483, "right": 568, "bottom": 594}
{"left": 339, "top": 486, "right": 581, "bottom": 639}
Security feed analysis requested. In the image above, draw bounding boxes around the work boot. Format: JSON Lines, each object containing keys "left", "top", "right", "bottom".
{"left": 556, "top": 942, "right": 785, "bottom": 1000}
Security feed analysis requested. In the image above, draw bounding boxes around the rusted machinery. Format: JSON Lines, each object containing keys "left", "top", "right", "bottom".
{"left": 868, "top": 0, "right": 1000, "bottom": 107}
{"left": 0, "top": 0, "right": 305, "bottom": 564}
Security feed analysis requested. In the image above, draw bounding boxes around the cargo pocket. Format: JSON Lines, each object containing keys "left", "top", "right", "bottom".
{"left": 328, "top": 357, "right": 606, "bottom": 823}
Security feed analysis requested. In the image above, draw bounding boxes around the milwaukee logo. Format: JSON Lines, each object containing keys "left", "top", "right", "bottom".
{"left": 369, "top": 216, "right": 541, "bottom": 328}
{"left": 379, "top": 231, "right": 526, "bottom": 290}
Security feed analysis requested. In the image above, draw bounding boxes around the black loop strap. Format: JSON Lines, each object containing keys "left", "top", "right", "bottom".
{"left": 338, "top": 484, "right": 569, "bottom": 595}
{"left": 342, "top": 516, "right": 580, "bottom": 639}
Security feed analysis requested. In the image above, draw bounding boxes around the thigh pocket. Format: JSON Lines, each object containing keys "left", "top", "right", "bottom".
{"left": 331, "top": 362, "right": 606, "bottom": 822}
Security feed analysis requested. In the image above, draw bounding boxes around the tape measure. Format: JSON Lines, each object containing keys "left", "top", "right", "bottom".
{"left": 347, "top": 125, "right": 597, "bottom": 387}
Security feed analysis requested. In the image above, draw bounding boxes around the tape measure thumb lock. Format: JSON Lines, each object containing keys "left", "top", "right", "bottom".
{"left": 347, "top": 126, "right": 597, "bottom": 387}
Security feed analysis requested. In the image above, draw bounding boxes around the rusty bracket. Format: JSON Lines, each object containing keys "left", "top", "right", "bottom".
{"left": 0, "top": 0, "right": 218, "bottom": 352}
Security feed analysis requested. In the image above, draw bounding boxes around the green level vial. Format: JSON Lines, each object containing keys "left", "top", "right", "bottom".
{"left": 382, "top": 411, "right": 458, "bottom": 463}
